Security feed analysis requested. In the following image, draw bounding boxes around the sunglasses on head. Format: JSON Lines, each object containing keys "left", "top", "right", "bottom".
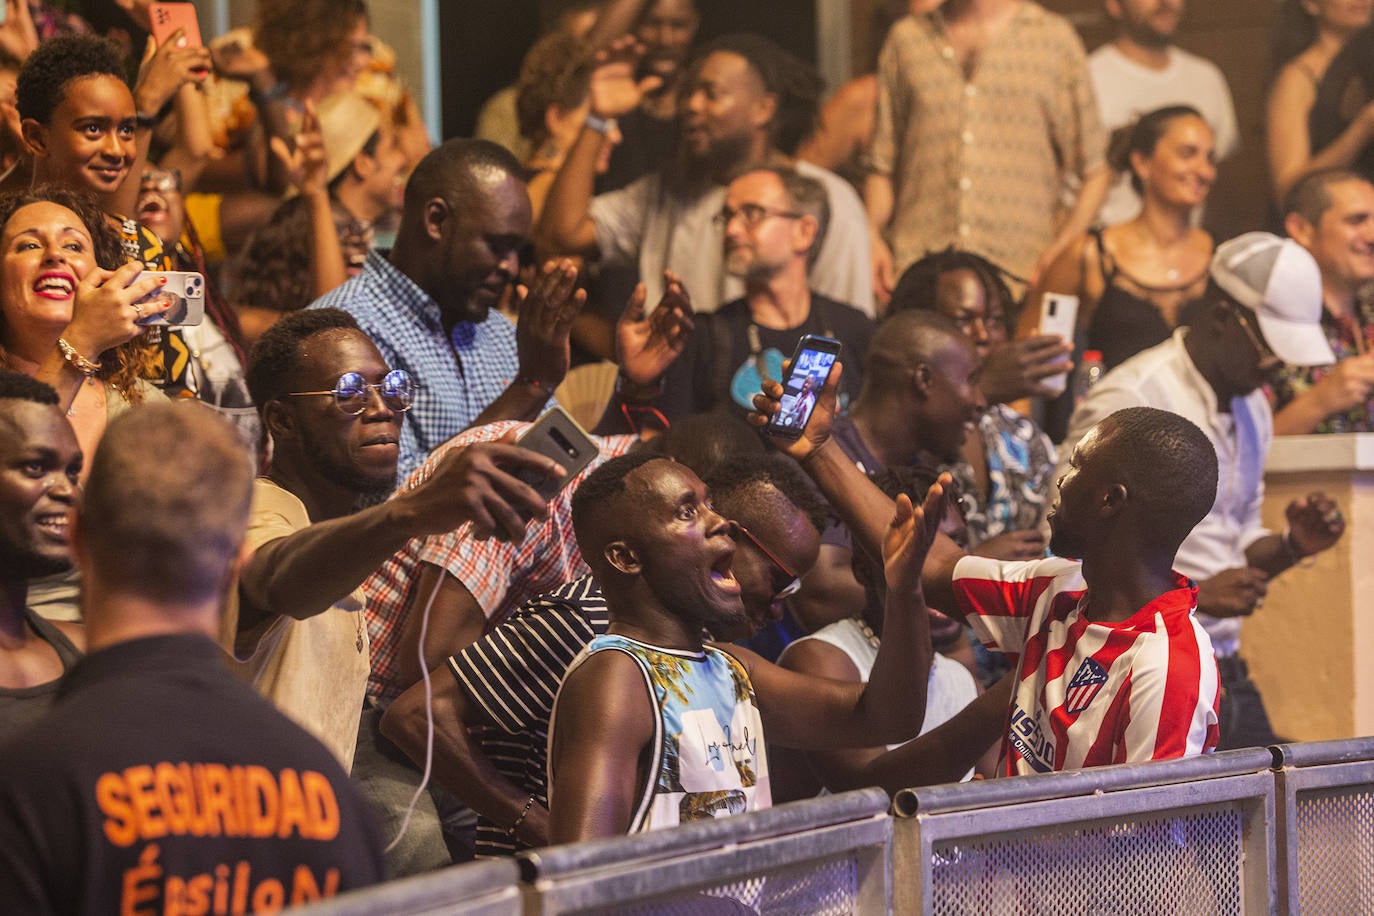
{"left": 735, "top": 524, "right": 802, "bottom": 601}
{"left": 287, "top": 369, "right": 416, "bottom": 416}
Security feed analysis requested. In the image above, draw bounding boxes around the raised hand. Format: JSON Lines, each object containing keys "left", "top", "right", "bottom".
{"left": 979, "top": 335, "right": 1074, "bottom": 404}
{"left": 1286, "top": 491, "right": 1345, "bottom": 558}
{"left": 1310, "top": 353, "right": 1374, "bottom": 415}
{"left": 883, "top": 474, "right": 952, "bottom": 601}
{"left": 403, "top": 432, "right": 567, "bottom": 544}
{"left": 616, "top": 272, "right": 694, "bottom": 387}
{"left": 587, "top": 36, "right": 663, "bottom": 120}
{"left": 134, "top": 30, "right": 212, "bottom": 117}
{"left": 515, "top": 259, "right": 586, "bottom": 391}
{"left": 0, "top": 0, "right": 39, "bottom": 63}
{"left": 748, "top": 360, "right": 844, "bottom": 460}
{"left": 269, "top": 100, "right": 328, "bottom": 194}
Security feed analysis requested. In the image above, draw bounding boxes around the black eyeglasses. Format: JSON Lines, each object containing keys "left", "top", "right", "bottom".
{"left": 287, "top": 369, "right": 416, "bottom": 415}
{"left": 735, "top": 524, "right": 802, "bottom": 601}
{"left": 714, "top": 203, "right": 803, "bottom": 230}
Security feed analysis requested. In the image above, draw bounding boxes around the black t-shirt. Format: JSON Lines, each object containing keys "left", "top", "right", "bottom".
{"left": 0, "top": 635, "right": 384, "bottom": 914}
{"left": 657, "top": 293, "right": 874, "bottom": 422}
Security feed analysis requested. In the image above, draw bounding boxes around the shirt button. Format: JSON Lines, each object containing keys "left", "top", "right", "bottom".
{"left": 962, "top": 130, "right": 975, "bottom": 145}
{"left": 958, "top": 223, "right": 971, "bottom": 237}
{"left": 965, "top": 84, "right": 977, "bottom": 98}
{"left": 941, "top": 46, "right": 954, "bottom": 60}
{"left": 959, "top": 176, "right": 972, "bottom": 190}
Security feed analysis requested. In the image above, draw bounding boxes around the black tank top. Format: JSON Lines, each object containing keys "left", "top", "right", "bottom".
{"left": 1086, "top": 229, "right": 1209, "bottom": 369}
{"left": 0, "top": 608, "right": 82, "bottom": 738}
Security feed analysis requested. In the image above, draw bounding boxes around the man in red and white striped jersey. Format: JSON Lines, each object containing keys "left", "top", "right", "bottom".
{"left": 754, "top": 370, "right": 1222, "bottom": 776}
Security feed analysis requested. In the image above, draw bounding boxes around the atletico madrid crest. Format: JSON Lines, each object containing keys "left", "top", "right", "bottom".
{"left": 1065, "top": 658, "right": 1108, "bottom": 714}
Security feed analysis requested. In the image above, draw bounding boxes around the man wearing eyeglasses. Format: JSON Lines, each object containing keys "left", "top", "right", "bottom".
{"left": 225, "top": 308, "right": 565, "bottom": 779}
{"left": 639, "top": 166, "right": 873, "bottom": 422}
{"left": 380, "top": 452, "right": 826, "bottom": 855}
{"left": 1059, "top": 232, "right": 1347, "bottom": 750}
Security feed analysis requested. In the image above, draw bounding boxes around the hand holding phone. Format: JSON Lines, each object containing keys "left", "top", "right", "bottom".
{"left": 1037, "top": 293, "right": 1079, "bottom": 397}
{"left": 766, "top": 335, "right": 842, "bottom": 440}
{"left": 514, "top": 407, "right": 598, "bottom": 503}
{"left": 134, "top": 271, "right": 205, "bottom": 326}
{"left": 150, "top": 3, "right": 203, "bottom": 48}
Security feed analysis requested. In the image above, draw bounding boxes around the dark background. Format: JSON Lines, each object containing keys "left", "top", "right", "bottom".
{"left": 440, "top": 0, "right": 817, "bottom": 138}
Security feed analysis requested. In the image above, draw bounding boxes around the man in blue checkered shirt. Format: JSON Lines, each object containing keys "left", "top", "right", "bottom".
{"left": 312, "top": 138, "right": 585, "bottom": 482}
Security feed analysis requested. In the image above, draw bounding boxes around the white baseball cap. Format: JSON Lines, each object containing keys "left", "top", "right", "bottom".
{"left": 1210, "top": 232, "right": 1335, "bottom": 366}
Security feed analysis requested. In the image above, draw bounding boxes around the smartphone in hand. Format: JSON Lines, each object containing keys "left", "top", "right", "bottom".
{"left": 766, "top": 334, "right": 841, "bottom": 440}
{"left": 514, "top": 407, "right": 598, "bottom": 503}
{"left": 1037, "top": 293, "right": 1079, "bottom": 396}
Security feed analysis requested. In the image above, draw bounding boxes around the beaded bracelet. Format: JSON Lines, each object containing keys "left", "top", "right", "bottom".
{"left": 57, "top": 338, "right": 101, "bottom": 378}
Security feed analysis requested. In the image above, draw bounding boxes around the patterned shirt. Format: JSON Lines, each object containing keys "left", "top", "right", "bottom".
{"left": 955, "top": 556, "right": 1219, "bottom": 775}
{"left": 943, "top": 404, "right": 1056, "bottom": 548}
{"left": 362, "top": 424, "right": 635, "bottom": 705}
{"left": 1269, "top": 296, "right": 1374, "bottom": 433}
{"left": 310, "top": 251, "right": 528, "bottom": 482}
{"left": 550, "top": 634, "right": 771, "bottom": 834}
{"left": 867, "top": 3, "right": 1106, "bottom": 280}
{"left": 449, "top": 574, "right": 607, "bottom": 857}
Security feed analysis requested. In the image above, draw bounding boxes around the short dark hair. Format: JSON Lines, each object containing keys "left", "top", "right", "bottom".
{"left": 704, "top": 453, "right": 829, "bottom": 535}
{"left": 246, "top": 308, "right": 361, "bottom": 410}
{"left": 692, "top": 33, "right": 822, "bottom": 156}
{"left": 256, "top": 0, "right": 369, "bottom": 92}
{"left": 738, "top": 165, "right": 830, "bottom": 263}
{"left": 1106, "top": 104, "right": 1206, "bottom": 196}
{"left": 0, "top": 369, "right": 59, "bottom": 405}
{"left": 16, "top": 35, "right": 128, "bottom": 126}
{"left": 570, "top": 451, "right": 668, "bottom": 565}
{"left": 233, "top": 195, "right": 320, "bottom": 313}
{"left": 890, "top": 247, "right": 1017, "bottom": 322}
{"left": 403, "top": 138, "right": 523, "bottom": 224}
{"left": 516, "top": 31, "right": 592, "bottom": 144}
{"left": 80, "top": 404, "right": 253, "bottom": 605}
{"left": 862, "top": 309, "right": 971, "bottom": 391}
{"left": 1283, "top": 167, "right": 1371, "bottom": 226}
{"left": 644, "top": 410, "right": 765, "bottom": 478}
{"left": 1098, "top": 406, "right": 1218, "bottom": 548}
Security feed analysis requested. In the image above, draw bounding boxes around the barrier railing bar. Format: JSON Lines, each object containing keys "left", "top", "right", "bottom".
{"left": 288, "top": 857, "right": 522, "bottom": 916}
{"left": 1271, "top": 736, "right": 1374, "bottom": 769}
{"left": 894, "top": 747, "right": 1274, "bottom": 817}
{"left": 522, "top": 818, "right": 892, "bottom": 913}
{"left": 517, "top": 786, "right": 889, "bottom": 880}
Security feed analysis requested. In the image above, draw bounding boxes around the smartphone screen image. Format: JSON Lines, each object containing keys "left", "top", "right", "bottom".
{"left": 767, "top": 335, "right": 841, "bottom": 439}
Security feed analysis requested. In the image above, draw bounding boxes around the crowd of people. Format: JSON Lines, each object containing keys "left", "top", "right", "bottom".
{"left": 0, "top": 0, "right": 1370, "bottom": 910}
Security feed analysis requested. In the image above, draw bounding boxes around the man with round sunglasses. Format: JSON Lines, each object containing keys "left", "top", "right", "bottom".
{"left": 227, "top": 308, "right": 567, "bottom": 774}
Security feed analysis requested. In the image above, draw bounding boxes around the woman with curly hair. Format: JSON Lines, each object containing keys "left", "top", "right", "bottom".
{"left": 0, "top": 186, "right": 168, "bottom": 468}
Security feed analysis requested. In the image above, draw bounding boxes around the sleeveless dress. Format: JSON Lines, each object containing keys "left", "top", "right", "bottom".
{"left": 1086, "top": 229, "right": 1209, "bottom": 370}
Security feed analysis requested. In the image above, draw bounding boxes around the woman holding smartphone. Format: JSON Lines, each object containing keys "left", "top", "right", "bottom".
{"left": 1023, "top": 105, "right": 1216, "bottom": 371}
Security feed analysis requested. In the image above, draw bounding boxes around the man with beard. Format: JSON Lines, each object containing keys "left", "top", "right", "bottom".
{"left": 310, "top": 138, "right": 586, "bottom": 481}
{"left": 547, "top": 452, "right": 938, "bottom": 840}
{"left": 537, "top": 33, "right": 874, "bottom": 315}
{"left": 0, "top": 371, "right": 86, "bottom": 735}
{"left": 1089, "top": 0, "right": 1239, "bottom": 225}
{"left": 231, "top": 308, "right": 566, "bottom": 770}
{"left": 754, "top": 372, "right": 1223, "bottom": 773}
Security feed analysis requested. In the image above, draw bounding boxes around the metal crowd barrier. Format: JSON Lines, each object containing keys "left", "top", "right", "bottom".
{"left": 1273, "top": 736, "right": 1374, "bottom": 914}
{"left": 890, "top": 748, "right": 1277, "bottom": 915}
{"left": 517, "top": 788, "right": 892, "bottom": 914}
{"left": 288, "top": 740, "right": 1374, "bottom": 914}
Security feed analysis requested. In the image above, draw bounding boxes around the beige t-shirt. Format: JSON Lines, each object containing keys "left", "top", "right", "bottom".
{"left": 219, "top": 478, "right": 370, "bottom": 771}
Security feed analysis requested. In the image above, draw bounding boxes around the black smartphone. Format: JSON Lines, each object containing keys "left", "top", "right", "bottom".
{"left": 514, "top": 406, "right": 599, "bottom": 503}
{"left": 766, "top": 334, "right": 842, "bottom": 440}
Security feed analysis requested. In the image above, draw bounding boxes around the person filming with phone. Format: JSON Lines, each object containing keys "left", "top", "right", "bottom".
{"left": 617, "top": 166, "right": 873, "bottom": 423}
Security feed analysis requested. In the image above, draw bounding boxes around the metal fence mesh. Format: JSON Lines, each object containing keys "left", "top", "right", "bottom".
{"left": 1294, "top": 785, "right": 1374, "bottom": 913}
{"left": 926, "top": 808, "right": 1245, "bottom": 915}
{"left": 575, "top": 852, "right": 862, "bottom": 915}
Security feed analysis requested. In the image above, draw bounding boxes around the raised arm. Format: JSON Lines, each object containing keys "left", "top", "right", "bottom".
{"left": 536, "top": 39, "right": 660, "bottom": 258}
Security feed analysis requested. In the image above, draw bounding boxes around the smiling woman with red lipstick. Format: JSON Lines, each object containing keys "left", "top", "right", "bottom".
{"left": 0, "top": 187, "right": 167, "bottom": 473}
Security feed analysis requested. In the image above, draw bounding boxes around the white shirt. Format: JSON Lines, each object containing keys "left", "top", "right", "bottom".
{"left": 1058, "top": 330, "right": 1271, "bottom": 656}
{"left": 1088, "top": 44, "right": 1240, "bottom": 227}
